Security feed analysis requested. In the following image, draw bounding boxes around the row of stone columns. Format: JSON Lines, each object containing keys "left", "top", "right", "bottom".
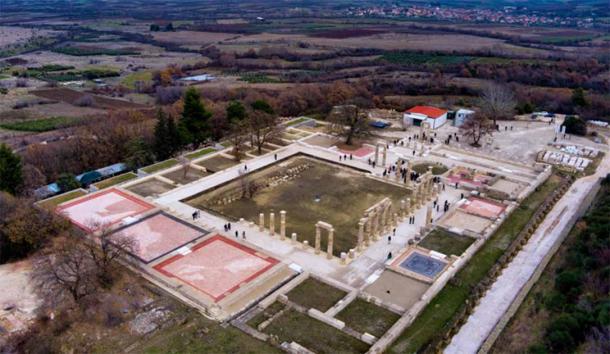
{"left": 259, "top": 210, "right": 288, "bottom": 239}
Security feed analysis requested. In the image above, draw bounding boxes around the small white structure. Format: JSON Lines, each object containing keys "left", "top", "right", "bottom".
{"left": 454, "top": 108, "right": 475, "bottom": 127}
{"left": 403, "top": 106, "right": 448, "bottom": 130}
{"left": 179, "top": 74, "right": 215, "bottom": 83}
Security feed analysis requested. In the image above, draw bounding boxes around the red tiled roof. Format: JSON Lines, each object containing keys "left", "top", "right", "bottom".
{"left": 406, "top": 106, "right": 447, "bottom": 119}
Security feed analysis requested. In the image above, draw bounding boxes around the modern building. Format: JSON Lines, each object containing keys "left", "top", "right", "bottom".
{"left": 403, "top": 106, "right": 448, "bottom": 129}
{"left": 454, "top": 108, "right": 475, "bottom": 127}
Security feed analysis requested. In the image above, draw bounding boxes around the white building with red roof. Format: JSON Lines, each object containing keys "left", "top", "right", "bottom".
{"left": 403, "top": 105, "right": 448, "bottom": 129}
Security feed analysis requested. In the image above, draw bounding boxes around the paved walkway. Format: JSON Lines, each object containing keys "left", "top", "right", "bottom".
{"left": 445, "top": 151, "right": 610, "bottom": 354}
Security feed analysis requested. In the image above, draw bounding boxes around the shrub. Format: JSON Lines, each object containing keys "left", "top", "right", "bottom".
{"left": 74, "top": 94, "right": 95, "bottom": 107}
{"left": 561, "top": 115, "right": 587, "bottom": 136}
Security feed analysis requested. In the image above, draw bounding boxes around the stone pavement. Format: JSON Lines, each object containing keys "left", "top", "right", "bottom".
{"left": 445, "top": 148, "right": 610, "bottom": 354}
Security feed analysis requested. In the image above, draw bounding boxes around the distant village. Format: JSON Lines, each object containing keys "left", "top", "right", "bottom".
{"left": 346, "top": 5, "right": 596, "bottom": 28}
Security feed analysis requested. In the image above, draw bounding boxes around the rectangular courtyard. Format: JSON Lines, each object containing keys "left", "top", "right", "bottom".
{"left": 184, "top": 154, "right": 411, "bottom": 256}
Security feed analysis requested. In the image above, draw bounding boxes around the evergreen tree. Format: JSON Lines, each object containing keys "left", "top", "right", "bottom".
{"left": 153, "top": 109, "right": 170, "bottom": 160}
{"left": 166, "top": 114, "right": 182, "bottom": 155}
{"left": 0, "top": 143, "right": 22, "bottom": 195}
{"left": 56, "top": 173, "right": 80, "bottom": 192}
{"left": 571, "top": 87, "right": 587, "bottom": 107}
{"left": 227, "top": 101, "right": 247, "bottom": 123}
{"left": 250, "top": 99, "right": 274, "bottom": 114}
{"left": 179, "top": 87, "right": 212, "bottom": 148}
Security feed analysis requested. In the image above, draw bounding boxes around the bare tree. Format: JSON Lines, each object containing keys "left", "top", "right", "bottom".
{"left": 248, "top": 109, "right": 282, "bottom": 155}
{"left": 478, "top": 83, "right": 516, "bottom": 130}
{"left": 32, "top": 237, "right": 98, "bottom": 306}
{"left": 85, "top": 221, "right": 137, "bottom": 287}
{"left": 177, "top": 155, "right": 191, "bottom": 180}
{"left": 237, "top": 169, "right": 257, "bottom": 199}
{"left": 229, "top": 121, "right": 248, "bottom": 162}
{"left": 460, "top": 112, "right": 494, "bottom": 147}
{"left": 328, "top": 104, "right": 370, "bottom": 146}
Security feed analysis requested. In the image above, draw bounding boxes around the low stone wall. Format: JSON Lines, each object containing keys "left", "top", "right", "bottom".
{"left": 258, "top": 271, "right": 309, "bottom": 309}
{"left": 308, "top": 308, "right": 346, "bottom": 330}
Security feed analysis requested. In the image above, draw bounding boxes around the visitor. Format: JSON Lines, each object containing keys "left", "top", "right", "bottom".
{"left": 393, "top": 228, "right": 396, "bottom": 236}
{"left": 412, "top": 150, "right": 416, "bottom": 156}
{"left": 388, "top": 236, "right": 391, "bottom": 244}
{"left": 224, "top": 224, "right": 228, "bottom": 232}
{"left": 228, "top": 222, "right": 232, "bottom": 230}
{"left": 436, "top": 205, "right": 439, "bottom": 212}
{"left": 442, "top": 183, "right": 446, "bottom": 191}
{"left": 456, "top": 136, "right": 459, "bottom": 143}
{"left": 235, "top": 230, "right": 239, "bottom": 238}
{"left": 242, "top": 231, "right": 246, "bottom": 239}
{"left": 461, "top": 193, "right": 464, "bottom": 199}
{"left": 192, "top": 211, "right": 197, "bottom": 220}
{"left": 244, "top": 165, "right": 248, "bottom": 171}
{"left": 274, "top": 153, "right": 277, "bottom": 161}
{"left": 350, "top": 154, "right": 353, "bottom": 160}
{"left": 387, "top": 252, "right": 392, "bottom": 260}
{"left": 339, "top": 155, "right": 342, "bottom": 161}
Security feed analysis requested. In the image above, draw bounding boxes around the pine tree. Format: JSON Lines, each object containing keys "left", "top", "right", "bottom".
{"left": 166, "top": 114, "right": 182, "bottom": 155}
{"left": 153, "top": 109, "right": 170, "bottom": 160}
{"left": 0, "top": 143, "right": 22, "bottom": 195}
{"left": 179, "top": 87, "right": 212, "bottom": 148}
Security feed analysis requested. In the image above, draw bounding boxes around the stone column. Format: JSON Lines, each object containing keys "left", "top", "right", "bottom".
{"left": 269, "top": 212, "right": 275, "bottom": 236}
{"left": 426, "top": 205, "right": 433, "bottom": 227}
{"left": 406, "top": 198, "right": 412, "bottom": 218}
{"left": 364, "top": 218, "right": 372, "bottom": 246}
{"left": 406, "top": 161, "right": 412, "bottom": 186}
{"left": 280, "top": 210, "right": 286, "bottom": 240}
{"left": 400, "top": 199, "right": 406, "bottom": 218}
{"left": 374, "top": 144, "right": 380, "bottom": 165}
{"left": 291, "top": 232, "right": 297, "bottom": 245}
{"left": 314, "top": 224, "right": 321, "bottom": 254}
{"left": 259, "top": 213, "right": 265, "bottom": 232}
{"left": 327, "top": 228, "right": 334, "bottom": 259}
{"left": 382, "top": 146, "right": 387, "bottom": 166}
{"left": 357, "top": 219, "right": 365, "bottom": 251}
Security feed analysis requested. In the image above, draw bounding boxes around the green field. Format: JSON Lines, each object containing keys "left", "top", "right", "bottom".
{"left": 389, "top": 173, "right": 564, "bottom": 353}
{"left": 141, "top": 159, "right": 178, "bottom": 174}
{"left": 336, "top": 299, "right": 400, "bottom": 338}
{"left": 185, "top": 147, "right": 216, "bottom": 160}
{"left": 0, "top": 117, "right": 82, "bottom": 132}
{"left": 264, "top": 309, "right": 369, "bottom": 354}
{"left": 93, "top": 172, "right": 138, "bottom": 189}
{"left": 381, "top": 52, "right": 473, "bottom": 65}
{"left": 38, "top": 189, "right": 87, "bottom": 210}
{"left": 287, "top": 278, "right": 347, "bottom": 312}
{"left": 419, "top": 229, "right": 475, "bottom": 257}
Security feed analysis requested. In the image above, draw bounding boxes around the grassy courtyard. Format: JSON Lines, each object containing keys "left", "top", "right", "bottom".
{"left": 286, "top": 278, "right": 347, "bottom": 312}
{"left": 418, "top": 229, "right": 475, "bottom": 256}
{"left": 264, "top": 309, "right": 370, "bottom": 354}
{"left": 127, "top": 179, "right": 175, "bottom": 197}
{"left": 186, "top": 155, "right": 410, "bottom": 256}
{"left": 336, "top": 298, "right": 401, "bottom": 338}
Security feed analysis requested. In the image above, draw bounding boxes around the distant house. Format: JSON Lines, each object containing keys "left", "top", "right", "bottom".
{"left": 403, "top": 106, "right": 448, "bottom": 129}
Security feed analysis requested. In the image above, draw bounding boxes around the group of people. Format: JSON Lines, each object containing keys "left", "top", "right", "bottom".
{"left": 339, "top": 154, "right": 353, "bottom": 161}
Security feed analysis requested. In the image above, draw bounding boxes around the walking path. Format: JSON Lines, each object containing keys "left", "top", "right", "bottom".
{"left": 445, "top": 152, "right": 610, "bottom": 354}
